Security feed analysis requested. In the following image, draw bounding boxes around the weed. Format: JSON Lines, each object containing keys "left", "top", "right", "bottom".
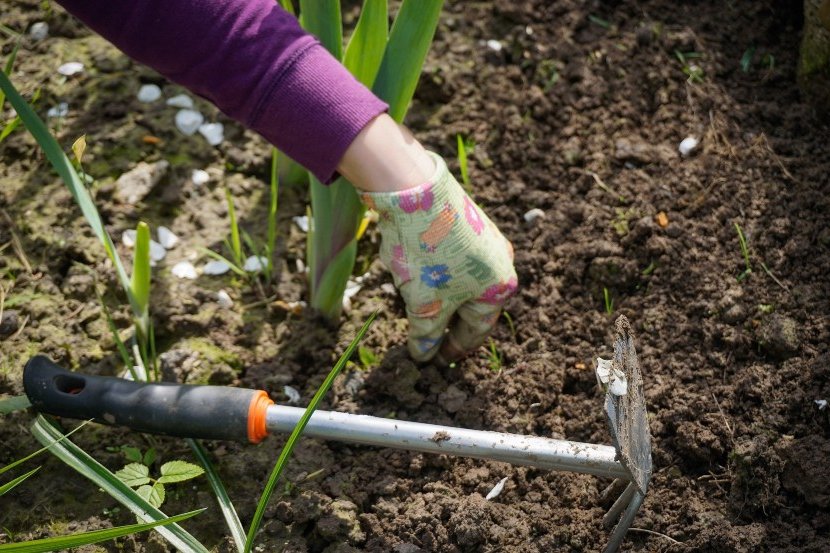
{"left": 603, "top": 287, "right": 614, "bottom": 315}
{"left": 357, "top": 345, "right": 379, "bottom": 370}
{"left": 502, "top": 310, "right": 517, "bottom": 340}
{"left": 536, "top": 59, "right": 561, "bottom": 92}
{"left": 734, "top": 223, "right": 752, "bottom": 281}
{"left": 456, "top": 134, "right": 474, "bottom": 191}
{"left": 675, "top": 50, "right": 705, "bottom": 83}
{"left": 588, "top": 15, "right": 611, "bottom": 29}
{"left": 641, "top": 261, "right": 657, "bottom": 276}
{"left": 486, "top": 338, "right": 503, "bottom": 373}
{"left": 740, "top": 46, "right": 756, "bottom": 72}
{"left": 115, "top": 457, "right": 204, "bottom": 510}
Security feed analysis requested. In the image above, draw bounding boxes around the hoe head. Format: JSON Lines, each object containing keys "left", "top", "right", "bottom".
{"left": 603, "top": 315, "right": 652, "bottom": 495}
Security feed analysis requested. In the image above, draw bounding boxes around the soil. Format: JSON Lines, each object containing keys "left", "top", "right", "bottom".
{"left": 2, "top": 1, "right": 829, "bottom": 552}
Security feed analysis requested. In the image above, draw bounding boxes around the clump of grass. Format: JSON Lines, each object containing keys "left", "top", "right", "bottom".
{"left": 603, "top": 287, "right": 614, "bottom": 315}
{"left": 486, "top": 338, "right": 503, "bottom": 373}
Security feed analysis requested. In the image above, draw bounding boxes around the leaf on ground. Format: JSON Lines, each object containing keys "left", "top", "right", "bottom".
{"left": 115, "top": 463, "right": 150, "bottom": 487}
{"left": 158, "top": 460, "right": 204, "bottom": 484}
{"left": 136, "top": 482, "right": 165, "bottom": 508}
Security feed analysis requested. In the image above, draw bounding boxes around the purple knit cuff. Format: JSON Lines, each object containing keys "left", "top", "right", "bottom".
{"left": 249, "top": 42, "right": 389, "bottom": 184}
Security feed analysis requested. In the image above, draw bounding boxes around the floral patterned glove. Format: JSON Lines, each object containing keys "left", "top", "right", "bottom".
{"left": 361, "top": 152, "right": 517, "bottom": 363}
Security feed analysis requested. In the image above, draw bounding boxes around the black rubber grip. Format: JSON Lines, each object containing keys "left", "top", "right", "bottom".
{"left": 23, "top": 355, "right": 259, "bottom": 441}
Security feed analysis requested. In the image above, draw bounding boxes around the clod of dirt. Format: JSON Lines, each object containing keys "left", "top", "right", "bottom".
{"left": 393, "top": 544, "right": 425, "bottom": 553}
{"left": 675, "top": 420, "right": 726, "bottom": 467}
{"left": 316, "top": 499, "right": 365, "bottom": 544}
{"left": 114, "top": 160, "right": 169, "bottom": 205}
{"left": 0, "top": 309, "right": 20, "bottom": 337}
{"left": 781, "top": 436, "right": 830, "bottom": 508}
{"left": 371, "top": 356, "right": 424, "bottom": 408}
{"left": 758, "top": 314, "right": 800, "bottom": 360}
{"left": 275, "top": 491, "right": 326, "bottom": 524}
{"left": 613, "top": 136, "right": 672, "bottom": 165}
{"left": 437, "top": 384, "right": 467, "bottom": 413}
{"left": 729, "top": 436, "right": 787, "bottom": 516}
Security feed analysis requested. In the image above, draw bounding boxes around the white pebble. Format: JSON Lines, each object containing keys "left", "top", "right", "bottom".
{"left": 191, "top": 169, "right": 210, "bottom": 186}
{"left": 380, "top": 283, "right": 396, "bottom": 295}
{"left": 58, "top": 62, "right": 84, "bottom": 76}
{"left": 198, "top": 122, "right": 224, "bottom": 146}
{"left": 678, "top": 136, "right": 699, "bottom": 156}
{"left": 243, "top": 255, "right": 268, "bottom": 273}
{"left": 149, "top": 240, "right": 167, "bottom": 262}
{"left": 166, "top": 94, "right": 194, "bottom": 108}
{"left": 137, "top": 84, "right": 162, "bottom": 103}
{"left": 47, "top": 102, "right": 68, "bottom": 118}
{"left": 485, "top": 477, "right": 509, "bottom": 500}
{"left": 175, "top": 109, "right": 204, "bottom": 136}
{"left": 216, "top": 289, "right": 234, "bottom": 308}
{"left": 295, "top": 258, "right": 306, "bottom": 274}
{"left": 157, "top": 226, "right": 179, "bottom": 249}
{"left": 29, "top": 22, "right": 48, "bottom": 41}
{"left": 292, "top": 216, "right": 309, "bottom": 233}
{"left": 171, "top": 261, "right": 197, "bottom": 279}
{"left": 283, "top": 385, "right": 301, "bottom": 405}
{"left": 203, "top": 259, "right": 231, "bottom": 276}
{"left": 523, "top": 208, "right": 545, "bottom": 223}
{"left": 486, "top": 39, "right": 503, "bottom": 52}
{"left": 816, "top": 399, "right": 828, "bottom": 411}
{"left": 122, "top": 229, "right": 137, "bottom": 248}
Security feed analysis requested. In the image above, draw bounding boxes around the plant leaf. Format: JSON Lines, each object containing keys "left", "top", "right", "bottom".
{"left": 72, "top": 134, "right": 86, "bottom": 164}
{"left": 0, "top": 509, "right": 203, "bottom": 553}
{"left": 0, "top": 466, "right": 40, "bottom": 496}
{"left": 136, "top": 482, "right": 165, "bottom": 508}
{"left": 143, "top": 447, "right": 156, "bottom": 467}
{"left": 115, "top": 462, "right": 151, "bottom": 487}
{"left": 343, "top": 0, "right": 388, "bottom": 87}
{"left": 158, "top": 460, "right": 204, "bottom": 484}
{"left": 299, "top": 0, "right": 343, "bottom": 60}
{"left": 123, "top": 446, "right": 142, "bottom": 463}
{"left": 0, "top": 394, "right": 31, "bottom": 415}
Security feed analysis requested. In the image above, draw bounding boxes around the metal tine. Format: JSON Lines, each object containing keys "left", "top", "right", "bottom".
{"left": 603, "top": 490, "right": 646, "bottom": 553}
{"left": 602, "top": 481, "right": 637, "bottom": 529}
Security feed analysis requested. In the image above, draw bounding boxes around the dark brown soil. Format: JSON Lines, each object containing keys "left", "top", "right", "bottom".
{"left": 2, "top": 1, "right": 830, "bottom": 552}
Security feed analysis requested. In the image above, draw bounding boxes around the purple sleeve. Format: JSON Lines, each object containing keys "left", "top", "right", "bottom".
{"left": 56, "top": 0, "right": 388, "bottom": 183}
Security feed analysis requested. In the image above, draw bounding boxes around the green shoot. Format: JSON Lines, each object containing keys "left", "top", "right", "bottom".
{"left": 115, "top": 459, "right": 204, "bottom": 510}
{"left": 740, "top": 46, "right": 756, "bottom": 72}
{"left": 357, "top": 345, "right": 379, "bottom": 370}
{"left": 734, "top": 222, "right": 752, "bottom": 281}
{"left": 244, "top": 311, "right": 377, "bottom": 552}
{"left": 588, "top": 15, "right": 611, "bottom": 29}
{"left": 0, "top": 394, "right": 30, "bottom": 415}
{"left": 603, "top": 287, "right": 614, "bottom": 315}
{"left": 675, "top": 51, "right": 704, "bottom": 83}
{"left": 486, "top": 339, "right": 503, "bottom": 373}
{"left": 456, "top": 134, "right": 474, "bottom": 191}
{"left": 501, "top": 310, "right": 517, "bottom": 340}
{"left": 225, "top": 187, "right": 244, "bottom": 269}
{"left": 265, "top": 148, "right": 280, "bottom": 283}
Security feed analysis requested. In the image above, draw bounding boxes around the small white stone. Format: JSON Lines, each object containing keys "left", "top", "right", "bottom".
{"left": 203, "top": 260, "right": 231, "bottom": 275}
{"left": 486, "top": 39, "right": 503, "bottom": 52}
{"left": 166, "top": 94, "right": 194, "bottom": 108}
{"left": 525, "top": 25, "right": 534, "bottom": 35}
{"left": 292, "top": 216, "right": 309, "bottom": 233}
{"left": 523, "top": 208, "right": 545, "bottom": 223}
{"left": 29, "top": 22, "right": 48, "bottom": 41}
{"left": 171, "top": 261, "right": 197, "bottom": 279}
{"left": 58, "top": 62, "right": 84, "bottom": 76}
{"left": 216, "top": 289, "right": 233, "bottom": 308}
{"left": 191, "top": 169, "right": 209, "bottom": 186}
{"left": 678, "top": 136, "right": 699, "bottom": 156}
{"left": 283, "top": 385, "right": 301, "bottom": 405}
{"left": 816, "top": 399, "right": 828, "bottom": 411}
{"left": 175, "top": 109, "right": 204, "bottom": 136}
{"left": 47, "top": 102, "right": 69, "bottom": 118}
{"left": 243, "top": 255, "right": 268, "bottom": 273}
{"left": 137, "top": 84, "right": 162, "bottom": 103}
{"left": 149, "top": 240, "right": 167, "bottom": 262}
{"left": 295, "top": 258, "right": 306, "bottom": 274}
{"left": 122, "top": 229, "right": 137, "bottom": 248}
{"left": 380, "top": 283, "right": 396, "bottom": 295}
{"left": 157, "top": 226, "right": 179, "bottom": 249}
{"left": 198, "top": 122, "right": 224, "bottom": 146}
{"left": 486, "top": 477, "right": 508, "bottom": 500}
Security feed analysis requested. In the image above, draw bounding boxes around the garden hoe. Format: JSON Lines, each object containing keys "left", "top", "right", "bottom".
{"left": 23, "top": 316, "right": 652, "bottom": 552}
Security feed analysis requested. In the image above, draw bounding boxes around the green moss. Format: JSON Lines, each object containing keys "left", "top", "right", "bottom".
{"left": 180, "top": 337, "right": 242, "bottom": 370}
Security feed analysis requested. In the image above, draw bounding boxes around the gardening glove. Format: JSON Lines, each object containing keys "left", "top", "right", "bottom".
{"left": 360, "top": 152, "right": 517, "bottom": 363}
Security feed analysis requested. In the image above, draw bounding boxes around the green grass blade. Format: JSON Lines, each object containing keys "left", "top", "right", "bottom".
{"left": 310, "top": 239, "right": 357, "bottom": 319}
{"left": 0, "top": 509, "right": 204, "bottom": 553}
{"left": 343, "top": 0, "right": 388, "bottom": 87}
{"left": 373, "top": 0, "right": 443, "bottom": 121}
{"left": 266, "top": 148, "right": 279, "bottom": 276}
{"left": 277, "top": 0, "right": 296, "bottom": 16}
{"left": 457, "top": 134, "right": 470, "bottom": 189}
{"left": 186, "top": 439, "right": 246, "bottom": 553}
{"left": 0, "top": 40, "right": 20, "bottom": 108}
{"left": 30, "top": 416, "right": 209, "bottom": 553}
{"left": 224, "top": 188, "right": 243, "bottom": 267}
{"left": 0, "top": 394, "right": 31, "bottom": 415}
{"left": 244, "top": 312, "right": 377, "bottom": 552}
{"left": 0, "top": 72, "right": 133, "bottom": 309}
{"left": 1, "top": 420, "right": 88, "bottom": 477}
{"left": 200, "top": 247, "right": 247, "bottom": 277}
{"left": 131, "top": 222, "right": 151, "bottom": 322}
{"left": 0, "top": 466, "right": 40, "bottom": 496}
{"left": 299, "top": 0, "right": 343, "bottom": 59}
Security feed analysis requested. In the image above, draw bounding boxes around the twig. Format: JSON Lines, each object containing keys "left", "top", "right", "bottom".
{"left": 10, "top": 314, "right": 29, "bottom": 339}
{"left": 759, "top": 260, "right": 788, "bottom": 291}
{"left": 0, "top": 209, "right": 33, "bottom": 274}
{"left": 710, "top": 392, "right": 734, "bottom": 443}
{"left": 628, "top": 527, "right": 683, "bottom": 545}
{"left": 585, "top": 170, "right": 625, "bottom": 202}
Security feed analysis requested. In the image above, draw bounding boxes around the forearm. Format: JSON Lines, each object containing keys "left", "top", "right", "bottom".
{"left": 56, "top": 0, "right": 388, "bottom": 183}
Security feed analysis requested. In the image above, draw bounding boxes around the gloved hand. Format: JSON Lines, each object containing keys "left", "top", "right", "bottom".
{"left": 360, "top": 152, "right": 517, "bottom": 363}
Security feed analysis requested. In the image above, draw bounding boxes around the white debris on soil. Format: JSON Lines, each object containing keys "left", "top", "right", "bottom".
{"left": 47, "top": 103, "right": 69, "bottom": 118}
{"left": 149, "top": 240, "right": 167, "bottom": 262}
{"left": 166, "top": 94, "right": 194, "bottom": 109}
{"left": 595, "top": 357, "right": 628, "bottom": 396}
{"left": 815, "top": 399, "right": 828, "bottom": 411}
{"left": 523, "top": 208, "right": 545, "bottom": 223}
{"left": 380, "top": 283, "right": 396, "bottom": 295}
{"left": 198, "top": 122, "right": 224, "bottom": 145}
{"left": 114, "top": 160, "right": 169, "bottom": 205}
{"left": 295, "top": 258, "right": 306, "bottom": 274}
{"left": 283, "top": 385, "right": 301, "bottom": 405}
{"left": 58, "top": 62, "right": 84, "bottom": 76}
{"left": 171, "top": 261, "right": 197, "bottom": 279}
{"left": 191, "top": 169, "right": 210, "bottom": 186}
{"left": 292, "top": 215, "right": 309, "bottom": 232}
{"left": 486, "top": 39, "right": 503, "bottom": 52}
{"left": 157, "top": 226, "right": 179, "bottom": 249}
{"left": 203, "top": 259, "right": 231, "bottom": 276}
{"left": 678, "top": 136, "right": 699, "bottom": 156}
{"left": 243, "top": 255, "right": 268, "bottom": 273}
{"left": 137, "top": 84, "right": 162, "bottom": 103}
{"left": 485, "top": 477, "right": 509, "bottom": 500}
{"left": 175, "top": 109, "right": 204, "bottom": 136}
{"left": 122, "top": 229, "right": 137, "bottom": 248}
{"left": 29, "top": 22, "right": 48, "bottom": 41}
{"left": 216, "top": 289, "right": 233, "bottom": 308}
{"left": 342, "top": 275, "right": 368, "bottom": 311}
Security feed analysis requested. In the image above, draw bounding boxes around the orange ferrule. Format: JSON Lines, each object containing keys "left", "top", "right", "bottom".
{"left": 247, "top": 390, "right": 274, "bottom": 443}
